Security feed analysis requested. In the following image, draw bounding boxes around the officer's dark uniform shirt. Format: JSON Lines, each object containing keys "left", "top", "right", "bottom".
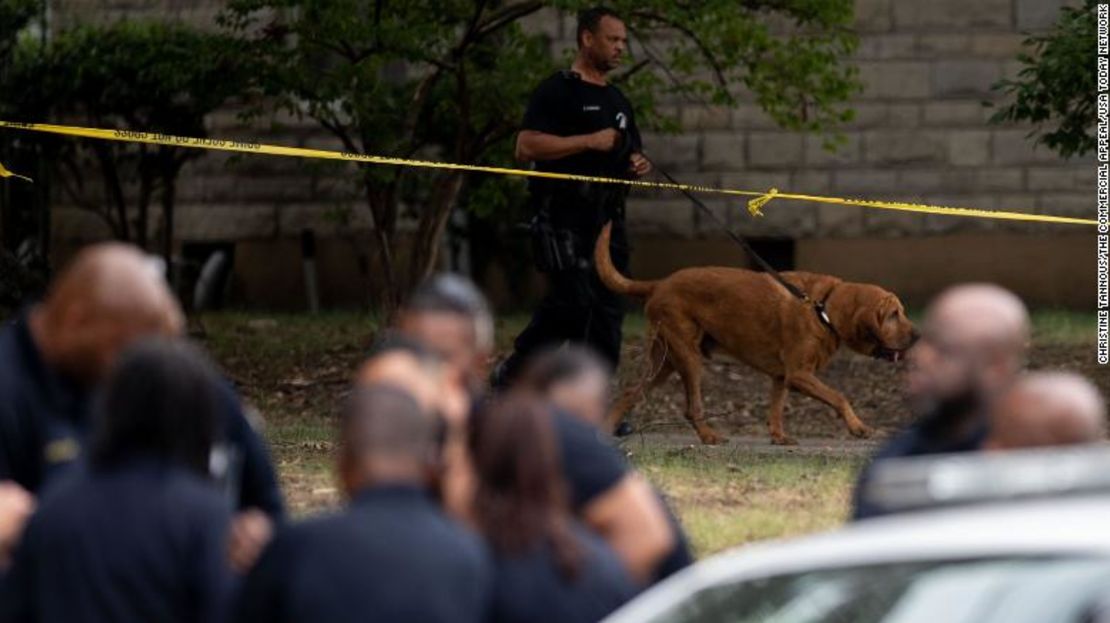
{"left": 1, "top": 459, "right": 233, "bottom": 623}
{"left": 522, "top": 71, "right": 642, "bottom": 180}
{"left": 234, "top": 484, "right": 492, "bottom": 623}
{"left": 852, "top": 414, "right": 988, "bottom": 520}
{"left": 550, "top": 408, "right": 693, "bottom": 583}
{"left": 0, "top": 312, "right": 284, "bottom": 517}
{"left": 488, "top": 522, "right": 636, "bottom": 623}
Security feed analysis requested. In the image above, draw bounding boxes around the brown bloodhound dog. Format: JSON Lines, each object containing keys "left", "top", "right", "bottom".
{"left": 595, "top": 223, "right": 918, "bottom": 445}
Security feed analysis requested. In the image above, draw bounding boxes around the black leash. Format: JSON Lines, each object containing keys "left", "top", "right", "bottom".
{"left": 648, "top": 161, "right": 840, "bottom": 340}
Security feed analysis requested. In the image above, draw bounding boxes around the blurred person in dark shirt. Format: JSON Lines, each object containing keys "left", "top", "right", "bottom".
{"left": 0, "top": 243, "right": 284, "bottom": 571}
{"left": 852, "top": 284, "right": 1030, "bottom": 520}
{"left": 984, "top": 371, "right": 1106, "bottom": 451}
{"left": 2, "top": 338, "right": 234, "bottom": 623}
{"left": 471, "top": 394, "right": 635, "bottom": 623}
{"left": 355, "top": 332, "right": 475, "bottom": 523}
{"left": 235, "top": 385, "right": 491, "bottom": 623}
{"left": 519, "top": 345, "right": 694, "bottom": 583}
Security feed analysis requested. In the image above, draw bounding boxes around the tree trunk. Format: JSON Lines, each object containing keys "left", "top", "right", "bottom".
{"left": 363, "top": 180, "right": 398, "bottom": 315}
{"left": 406, "top": 172, "right": 465, "bottom": 292}
{"left": 159, "top": 159, "right": 178, "bottom": 290}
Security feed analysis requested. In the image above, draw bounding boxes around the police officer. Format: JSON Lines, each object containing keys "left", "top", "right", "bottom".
{"left": 234, "top": 385, "right": 492, "bottom": 623}
{"left": 2, "top": 339, "right": 234, "bottom": 623}
{"left": 0, "top": 243, "right": 284, "bottom": 570}
{"left": 494, "top": 6, "right": 651, "bottom": 390}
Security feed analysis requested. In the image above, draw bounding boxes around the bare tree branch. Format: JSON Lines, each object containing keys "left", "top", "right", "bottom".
{"left": 628, "top": 10, "right": 735, "bottom": 105}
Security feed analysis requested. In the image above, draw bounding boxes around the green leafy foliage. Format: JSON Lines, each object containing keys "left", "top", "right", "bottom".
{"left": 3, "top": 21, "right": 255, "bottom": 253}
{"left": 990, "top": 0, "right": 1096, "bottom": 159}
{"left": 0, "top": 0, "right": 37, "bottom": 64}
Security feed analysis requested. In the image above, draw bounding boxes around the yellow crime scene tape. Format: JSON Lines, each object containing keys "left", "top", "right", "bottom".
{"left": 0, "top": 120, "right": 1098, "bottom": 227}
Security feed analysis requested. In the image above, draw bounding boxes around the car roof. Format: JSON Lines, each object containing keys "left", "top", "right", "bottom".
{"left": 606, "top": 496, "right": 1110, "bottom": 623}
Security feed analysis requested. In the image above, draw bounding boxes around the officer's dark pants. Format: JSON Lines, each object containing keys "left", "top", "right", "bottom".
{"left": 500, "top": 223, "right": 630, "bottom": 384}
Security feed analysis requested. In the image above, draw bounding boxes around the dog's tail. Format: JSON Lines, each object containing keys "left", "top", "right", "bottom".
{"left": 594, "top": 222, "right": 658, "bottom": 298}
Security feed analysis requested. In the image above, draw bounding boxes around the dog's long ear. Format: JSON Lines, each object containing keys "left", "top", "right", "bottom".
{"left": 854, "top": 291, "right": 889, "bottom": 345}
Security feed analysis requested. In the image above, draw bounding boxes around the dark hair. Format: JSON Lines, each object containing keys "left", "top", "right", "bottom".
{"left": 577, "top": 6, "right": 622, "bottom": 47}
{"left": 401, "top": 273, "right": 493, "bottom": 351}
{"left": 90, "top": 338, "right": 221, "bottom": 476}
{"left": 470, "top": 394, "right": 581, "bottom": 578}
{"left": 517, "top": 345, "right": 612, "bottom": 396}
{"left": 368, "top": 329, "right": 441, "bottom": 365}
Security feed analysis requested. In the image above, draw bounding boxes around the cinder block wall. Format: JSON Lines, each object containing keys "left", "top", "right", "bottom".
{"left": 43, "top": 0, "right": 1095, "bottom": 308}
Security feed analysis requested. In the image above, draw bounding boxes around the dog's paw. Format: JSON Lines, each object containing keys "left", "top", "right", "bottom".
{"left": 697, "top": 429, "right": 729, "bottom": 445}
{"left": 770, "top": 434, "right": 798, "bottom": 446}
{"left": 849, "top": 425, "right": 876, "bottom": 439}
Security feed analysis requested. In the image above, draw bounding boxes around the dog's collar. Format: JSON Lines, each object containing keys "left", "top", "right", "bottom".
{"left": 813, "top": 285, "right": 840, "bottom": 341}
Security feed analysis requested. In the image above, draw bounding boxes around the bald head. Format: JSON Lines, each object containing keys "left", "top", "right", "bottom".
{"left": 339, "top": 384, "right": 444, "bottom": 494}
{"left": 905, "top": 284, "right": 1031, "bottom": 421}
{"left": 986, "top": 372, "right": 1107, "bottom": 451}
{"left": 33, "top": 243, "right": 183, "bottom": 384}
{"left": 926, "top": 284, "right": 1030, "bottom": 365}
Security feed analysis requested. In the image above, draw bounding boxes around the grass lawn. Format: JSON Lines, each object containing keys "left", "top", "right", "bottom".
{"left": 196, "top": 308, "right": 1095, "bottom": 557}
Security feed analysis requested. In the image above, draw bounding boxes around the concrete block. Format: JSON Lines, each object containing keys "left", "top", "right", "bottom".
{"left": 857, "top": 33, "right": 916, "bottom": 59}
{"left": 914, "top": 34, "right": 971, "bottom": 57}
{"left": 932, "top": 61, "right": 1003, "bottom": 97}
{"left": 730, "top": 104, "right": 780, "bottom": 130}
{"left": 791, "top": 171, "right": 833, "bottom": 193}
{"left": 681, "top": 106, "right": 732, "bottom": 131}
{"left": 947, "top": 130, "right": 992, "bottom": 166}
{"left": 625, "top": 199, "right": 694, "bottom": 237}
{"left": 854, "top": 0, "right": 893, "bottom": 32}
{"left": 278, "top": 203, "right": 375, "bottom": 236}
{"left": 969, "top": 33, "right": 1028, "bottom": 57}
{"left": 1027, "top": 166, "right": 1091, "bottom": 191}
{"left": 805, "top": 133, "right": 862, "bottom": 166}
{"left": 841, "top": 103, "right": 891, "bottom": 129}
{"left": 748, "top": 132, "right": 804, "bottom": 168}
{"left": 701, "top": 132, "right": 746, "bottom": 171}
{"left": 1037, "top": 193, "right": 1093, "bottom": 218}
{"left": 864, "top": 130, "right": 948, "bottom": 165}
{"left": 901, "top": 168, "right": 1021, "bottom": 193}
{"left": 817, "top": 203, "right": 864, "bottom": 236}
{"left": 833, "top": 170, "right": 899, "bottom": 194}
{"left": 888, "top": 104, "right": 920, "bottom": 126}
{"left": 857, "top": 61, "right": 932, "bottom": 99}
{"left": 642, "top": 134, "right": 699, "bottom": 169}
{"left": 176, "top": 204, "right": 277, "bottom": 240}
{"left": 992, "top": 130, "right": 1066, "bottom": 165}
{"left": 1016, "top": 0, "right": 1071, "bottom": 30}
{"left": 923, "top": 101, "right": 991, "bottom": 126}
{"left": 892, "top": 0, "right": 1011, "bottom": 29}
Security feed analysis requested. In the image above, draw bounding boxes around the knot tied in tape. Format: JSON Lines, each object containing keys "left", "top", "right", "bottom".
{"left": 747, "top": 188, "right": 779, "bottom": 217}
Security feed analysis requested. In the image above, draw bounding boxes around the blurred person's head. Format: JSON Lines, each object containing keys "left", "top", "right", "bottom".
{"left": 470, "top": 394, "right": 581, "bottom": 577}
{"left": 356, "top": 331, "right": 469, "bottom": 427}
{"left": 576, "top": 7, "right": 626, "bottom": 74}
{"left": 984, "top": 372, "right": 1107, "bottom": 451}
{"left": 89, "top": 338, "right": 220, "bottom": 476}
{"left": 31, "top": 243, "right": 182, "bottom": 386}
{"left": 396, "top": 274, "right": 494, "bottom": 394}
{"left": 905, "top": 284, "right": 1030, "bottom": 426}
{"left": 338, "top": 384, "right": 445, "bottom": 497}
{"left": 518, "top": 345, "right": 612, "bottom": 427}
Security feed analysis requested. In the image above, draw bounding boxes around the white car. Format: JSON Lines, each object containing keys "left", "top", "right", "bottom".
{"left": 607, "top": 448, "right": 1110, "bottom": 623}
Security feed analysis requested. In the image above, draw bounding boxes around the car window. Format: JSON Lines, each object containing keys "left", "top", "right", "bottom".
{"left": 654, "top": 558, "right": 1110, "bottom": 623}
